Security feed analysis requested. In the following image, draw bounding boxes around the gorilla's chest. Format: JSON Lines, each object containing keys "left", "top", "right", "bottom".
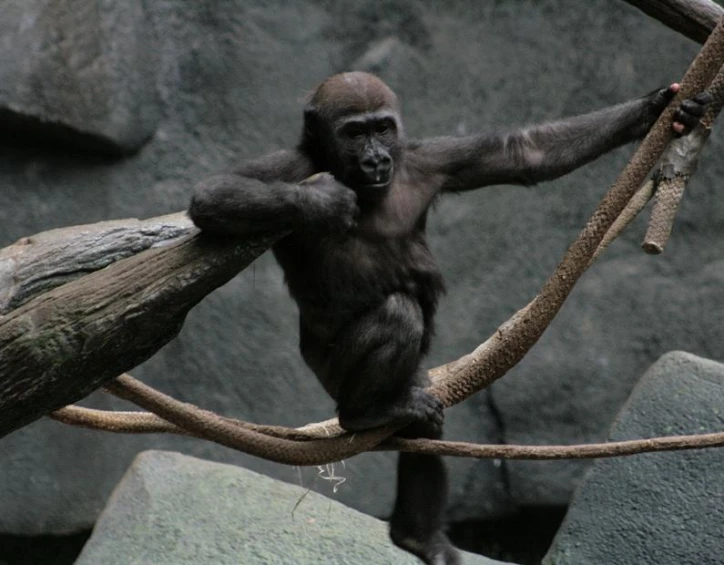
{"left": 275, "top": 230, "right": 444, "bottom": 314}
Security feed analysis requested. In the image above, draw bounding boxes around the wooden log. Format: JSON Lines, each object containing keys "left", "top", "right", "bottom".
{"left": 0, "top": 213, "right": 195, "bottom": 314}
{"left": 0, "top": 217, "right": 279, "bottom": 438}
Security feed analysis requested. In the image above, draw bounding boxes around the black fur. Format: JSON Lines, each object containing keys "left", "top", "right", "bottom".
{"left": 189, "top": 73, "right": 707, "bottom": 565}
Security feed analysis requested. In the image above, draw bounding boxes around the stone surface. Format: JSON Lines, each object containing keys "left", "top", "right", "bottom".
{"left": 0, "top": 0, "right": 723, "bottom": 536}
{"left": 0, "top": 0, "right": 160, "bottom": 154}
{"left": 74, "top": 450, "right": 511, "bottom": 565}
{"left": 544, "top": 352, "right": 724, "bottom": 565}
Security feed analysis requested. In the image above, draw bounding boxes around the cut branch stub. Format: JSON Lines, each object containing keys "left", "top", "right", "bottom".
{"left": 0, "top": 230, "right": 278, "bottom": 438}
{"left": 642, "top": 62, "right": 724, "bottom": 253}
{"left": 642, "top": 175, "right": 689, "bottom": 254}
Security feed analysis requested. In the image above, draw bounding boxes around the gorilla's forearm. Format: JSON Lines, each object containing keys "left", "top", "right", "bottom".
{"left": 189, "top": 174, "right": 305, "bottom": 236}
{"left": 432, "top": 86, "right": 710, "bottom": 191}
{"left": 190, "top": 171, "right": 359, "bottom": 236}
{"left": 511, "top": 93, "right": 658, "bottom": 184}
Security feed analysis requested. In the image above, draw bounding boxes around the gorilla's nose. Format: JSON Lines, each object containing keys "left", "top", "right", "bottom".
{"left": 361, "top": 152, "right": 392, "bottom": 183}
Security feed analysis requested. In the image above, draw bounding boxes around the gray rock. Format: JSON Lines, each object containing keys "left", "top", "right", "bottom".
{"left": 0, "top": 0, "right": 160, "bottom": 154}
{"left": 0, "top": 0, "right": 722, "bottom": 536}
{"left": 0, "top": 389, "right": 504, "bottom": 535}
{"left": 544, "top": 352, "right": 724, "bottom": 565}
{"left": 496, "top": 258, "right": 724, "bottom": 507}
{"left": 74, "top": 450, "right": 512, "bottom": 565}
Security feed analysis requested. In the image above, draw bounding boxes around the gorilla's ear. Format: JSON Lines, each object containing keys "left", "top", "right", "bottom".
{"left": 303, "top": 104, "right": 319, "bottom": 139}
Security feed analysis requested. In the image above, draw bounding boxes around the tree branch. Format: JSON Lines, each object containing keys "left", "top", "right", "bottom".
{"left": 0, "top": 227, "right": 279, "bottom": 437}
{"left": 0, "top": 213, "right": 194, "bottom": 314}
{"left": 620, "top": 0, "right": 722, "bottom": 44}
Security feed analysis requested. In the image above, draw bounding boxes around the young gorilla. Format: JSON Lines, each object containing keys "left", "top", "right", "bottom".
{"left": 189, "top": 72, "right": 708, "bottom": 564}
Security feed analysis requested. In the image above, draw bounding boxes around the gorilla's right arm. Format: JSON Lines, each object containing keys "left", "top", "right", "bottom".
{"left": 189, "top": 149, "right": 358, "bottom": 236}
{"left": 415, "top": 86, "right": 709, "bottom": 193}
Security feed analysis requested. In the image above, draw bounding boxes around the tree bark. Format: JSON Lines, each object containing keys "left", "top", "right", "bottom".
{"left": 620, "top": 0, "right": 722, "bottom": 44}
{"left": 0, "top": 213, "right": 194, "bottom": 314}
{"left": 0, "top": 218, "right": 279, "bottom": 437}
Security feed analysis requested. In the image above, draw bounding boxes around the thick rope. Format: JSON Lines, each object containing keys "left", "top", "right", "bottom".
{"left": 590, "top": 179, "right": 656, "bottom": 262}
{"left": 101, "top": 374, "right": 393, "bottom": 466}
{"left": 49, "top": 378, "right": 724, "bottom": 461}
{"left": 384, "top": 431, "right": 724, "bottom": 459}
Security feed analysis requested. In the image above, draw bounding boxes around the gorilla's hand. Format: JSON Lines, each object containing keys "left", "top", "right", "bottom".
{"left": 672, "top": 91, "right": 712, "bottom": 135}
{"left": 299, "top": 172, "right": 359, "bottom": 232}
{"left": 649, "top": 83, "right": 712, "bottom": 135}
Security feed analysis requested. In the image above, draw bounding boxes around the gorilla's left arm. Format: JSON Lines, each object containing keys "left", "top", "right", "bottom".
{"left": 414, "top": 86, "right": 709, "bottom": 193}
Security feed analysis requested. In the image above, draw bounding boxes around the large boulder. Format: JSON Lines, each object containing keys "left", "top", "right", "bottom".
{"left": 544, "top": 352, "right": 724, "bottom": 564}
{"left": 74, "top": 450, "right": 512, "bottom": 565}
{"left": 0, "top": 0, "right": 722, "bottom": 538}
{"left": 0, "top": 0, "right": 160, "bottom": 154}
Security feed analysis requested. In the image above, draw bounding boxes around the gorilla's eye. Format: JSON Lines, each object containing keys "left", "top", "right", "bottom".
{"left": 344, "top": 124, "right": 365, "bottom": 139}
{"left": 378, "top": 118, "right": 398, "bottom": 134}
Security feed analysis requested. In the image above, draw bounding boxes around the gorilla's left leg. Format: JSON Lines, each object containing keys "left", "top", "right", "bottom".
{"left": 324, "top": 293, "right": 459, "bottom": 564}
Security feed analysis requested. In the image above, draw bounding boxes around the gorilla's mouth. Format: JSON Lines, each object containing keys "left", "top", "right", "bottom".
{"left": 346, "top": 162, "right": 393, "bottom": 193}
{"left": 355, "top": 179, "right": 391, "bottom": 203}
{"left": 360, "top": 169, "right": 393, "bottom": 190}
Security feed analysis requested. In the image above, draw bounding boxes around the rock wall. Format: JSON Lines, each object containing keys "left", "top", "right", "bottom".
{"left": 545, "top": 352, "right": 724, "bottom": 564}
{"left": 74, "top": 450, "right": 510, "bottom": 565}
